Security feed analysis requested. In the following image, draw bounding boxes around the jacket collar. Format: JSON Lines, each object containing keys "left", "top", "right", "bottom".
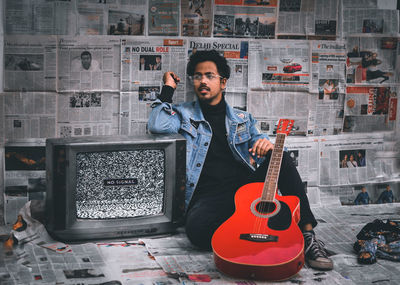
{"left": 191, "top": 98, "right": 247, "bottom": 124}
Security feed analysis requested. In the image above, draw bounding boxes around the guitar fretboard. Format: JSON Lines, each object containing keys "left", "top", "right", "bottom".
{"left": 261, "top": 133, "right": 286, "bottom": 202}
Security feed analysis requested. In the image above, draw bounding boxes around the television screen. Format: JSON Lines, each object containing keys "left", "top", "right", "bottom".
{"left": 45, "top": 134, "right": 186, "bottom": 241}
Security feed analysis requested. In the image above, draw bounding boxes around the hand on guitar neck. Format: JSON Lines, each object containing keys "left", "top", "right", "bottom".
{"left": 249, "top": 138, "right": 274, "bottom": 158}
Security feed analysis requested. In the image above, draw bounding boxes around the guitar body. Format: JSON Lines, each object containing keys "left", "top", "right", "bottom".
{"left": 211, "top": 182, "right": 304, "bottom": 281}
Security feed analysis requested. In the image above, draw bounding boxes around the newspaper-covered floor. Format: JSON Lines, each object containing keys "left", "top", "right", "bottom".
{"left": 1, "top": 203, "right": 399, "bottom": 285}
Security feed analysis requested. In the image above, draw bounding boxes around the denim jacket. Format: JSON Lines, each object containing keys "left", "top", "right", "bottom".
{"left": 148, "top": 98, "right": 269, "bottom": 209}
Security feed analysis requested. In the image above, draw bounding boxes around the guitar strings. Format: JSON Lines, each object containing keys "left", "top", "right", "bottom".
{"left": 252, "top": 133, "right": 286, "bottom": 235}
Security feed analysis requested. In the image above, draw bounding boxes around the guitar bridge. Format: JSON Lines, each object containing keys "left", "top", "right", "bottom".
{"left": 240, "top": 233, "right": 278, "bottom": 242}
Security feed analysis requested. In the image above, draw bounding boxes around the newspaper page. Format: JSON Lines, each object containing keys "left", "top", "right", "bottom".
{"left": 0, "top": 147, "right": 4, "bottom": 225}
{"left": 120, "top": 92, "right": 152, "bottom": 135}
{"left": 0, "top": 95, "right": 4, "bottom": 141}
{"left": 307, "top": 93, "right": 345, "bottom": 136}
{"left": 181, "top": 0, "right": 212, "bottom": 37}
{"left": 248, "top": 40, "right": 310, "bottom": 91}
{"left": 58, "top": 36, "right": 121, "bottom": 91}
{"left": 213, "top": 0, "right": 277, "bottom": 39}
{"left": 4, "top": 35, "right": 57, "bottom": 92}
{"left": 310, "top": 40, "right": 346, "bottom": 95}
{"left": 57, "top": 92, "right": 120, "bottom": 137}
{"left": 77, "top": 0, "right": 146, "bottom": 36}
{"left": 318, "top": 133, "right": 387, "bottom": 186}
{"left": 342, "top": 0, "right": 399, "bottom": 36}
{"left": 121, "top": 38, "right": 187, "bottom": 103}
{"left": 5, "top": 0, "right": 76, "bottom": 35}
{"left": 343, "top": 86, "right": 397, "bottom": 133}
{"left": 247, "top": 90, "right": 309, "bottom": 136}
{"left": 98, "top": 242, "right": 171, "bottom": 284}
{"left": 277, "top": 0, "right": 339, "bottom": 39}
{"left": 148, "top": 0, "right": 179, "bottom": 36}
{"left": 346, "top": 36, "right": 397, "bottom": 85}
{"left": 285, "top": 136, "right": 319, "bottom": 186}
{"left": 4, "top": 140, "right": 46, "bottom": 225}
{"left": 187, "top": 38, "right": 249, "bottom": 103}
{"left": 2, "top": 92, "right": 57, "bottom": 140}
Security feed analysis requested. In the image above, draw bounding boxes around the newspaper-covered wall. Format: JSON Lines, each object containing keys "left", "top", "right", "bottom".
{"left": 58, "top": 36, "right": 121, "bottom": 91}
{"left": 247, "top": 90, "right": 309, "bottom": 136}
{"left": 342, "top": 1, "right": 399, "bottom": 36}
{"left": 319, "top": 133, "right": 385, "bottom": 186}
{"left": 57, "top": 92, "right": 119, "bottom": 138}
{"left": 277, "top": 0, "right": 339, "bottom": 39}
{"left": 307, "top": 93, "right": 345, "bottom": 136}
{"left": 285, "top": 136, "right": 319, "bottom": 186}
{"left": 343, "top": 86, "right": 397, "bottom": 133}
{"left": 77, "top": 0, "right": 146, "bottom": 36}
{"left": 121, "top": 38, "right": 187, "bottom": 104}
{"left": 346, "top": 36, "right": 397, "bottom": 85}
{"left": 248, "top": 40, "right": 310, "bottom": 91}
{"left": 0, "top": 95, "right": 4, "bottom": 142}
{"left": 120, "top": 92, "right": 151, "bottom": 136}
{"left": 2, "top": 92, "right": 57, "bottom": 140}
{"left": 213, "top": 0, "right": 277, "bottom": 39}
{"left": 5, "top": 0, "right": 76, "bottom": 35}
{"left": 4, "top": 35, "right": 57, "bottom": 92}
{"left": 148, "top": 0, "right": 179, "bottom": 36}
{"left": 4, "top": 140, "right": 46, "bottom": 225}
{"left": 310, "top": 40, "right": 347, "bottom": 94}
{"left": 181, "top": 0, "right": 213, "bottom": 37}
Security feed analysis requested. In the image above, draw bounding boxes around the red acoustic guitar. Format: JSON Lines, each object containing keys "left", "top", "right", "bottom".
{"left": 211, "top": 119, "right": 304, "bottom": 281}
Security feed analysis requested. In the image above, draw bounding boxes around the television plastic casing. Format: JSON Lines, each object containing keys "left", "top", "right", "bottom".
{"left": 45, "top": 134, "right": 186, "bottom": 241}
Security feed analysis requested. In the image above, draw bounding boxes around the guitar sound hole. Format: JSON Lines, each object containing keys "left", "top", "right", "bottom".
{"left": 256, "top": 201, "right": 276, "bottom": 214}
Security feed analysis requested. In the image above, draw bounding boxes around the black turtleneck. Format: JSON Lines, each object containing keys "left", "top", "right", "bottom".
{"left": 195, "top": 97, "right": 250, "bottom": 198}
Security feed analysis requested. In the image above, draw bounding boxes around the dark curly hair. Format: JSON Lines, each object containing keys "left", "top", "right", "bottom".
{"left": 187, "top": 50, "right": 230, "bottom": 79}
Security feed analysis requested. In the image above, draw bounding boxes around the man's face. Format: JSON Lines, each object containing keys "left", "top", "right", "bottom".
{"left": 140, "top": 57, "right": 145, "bottom": 64}
{"left": 155, "top": 57, "right": 161, "bottom": 63}
{"left": 81, "top": 54, "right": 92, "bottom": 70}
{"left": 193, "top": 61, "right": 226, "bottom": 106}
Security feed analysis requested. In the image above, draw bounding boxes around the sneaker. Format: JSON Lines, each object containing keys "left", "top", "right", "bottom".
{"left": 303, "top": 230, "right": 334, "bottom": 270}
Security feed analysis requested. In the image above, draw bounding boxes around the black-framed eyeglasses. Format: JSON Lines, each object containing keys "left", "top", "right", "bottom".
{"left": 189, "top": 73, "right": 224, "bottom": 82}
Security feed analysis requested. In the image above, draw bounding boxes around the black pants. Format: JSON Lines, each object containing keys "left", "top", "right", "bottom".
{"left": 185, "top": 151, "right": 317, "bottom": 250}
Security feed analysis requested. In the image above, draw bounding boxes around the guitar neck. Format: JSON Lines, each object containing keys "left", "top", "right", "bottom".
{"left": 261, "top": 133, "right": 286, "bottom": 202}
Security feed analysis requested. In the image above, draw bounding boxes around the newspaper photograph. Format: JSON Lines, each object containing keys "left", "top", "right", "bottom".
{"left": 318, "top": 134, "right": 385, "bottom": 186}
{"left": 346, "top": 36, "right": 397, "bottom": 85}
{"left": 2, "top": 92, "right": 57, "bottom": 140}
{"left": 343, "top": 86, "right": 397, "bottom": 133}
{"left": 248, "top": 40, "right": 310, "bottom": 91}
{"left": 57, "top": 92, "right": 120, "bottom": 138}
{"left": 5, "top": 0, "right": 76, "bottom": 35}
{"left": 342, "top": 0, "right": 399, "bottom": 36}
{"left": 311, "top": 41, "right": 346, "bottom": 94}
{"left": 121, "top": 38, "right": 187, "bottom": 103}
{"left": 247, "top": 90, "right": 309, "bottom": 136}
{"left": 181, "top": 0, "right": 212, "bottom": 37}
{"left": 4, "top": 140, "right": 46, "bottom": 225}
{"left": 277, "top": 0, "right": 339, "bottom": 39}
{"left": 285, "top": 136, "right": 319, "bottom": 186}
{"left": 213, "top": 0, "right": 277, "bottom": 39}
{"left": 120, "top": 92, "right": 153, "bottom": 136}
{"left": 307, "top": 93, "right": 345, "bottom": 136}
{"left": 4, "top": 35, "right": 57, "bottom": 92}
{"left": 58, "top": 36, "right": 121, "bottom": 91}
{"left": 187, "top": 38, "right": 249, "bottom": 100}
{"left": 148, "top": 0, "right": 179, "bottom": 36}
{"left": 76, "top": 0, "right": 146, "bottom": 36}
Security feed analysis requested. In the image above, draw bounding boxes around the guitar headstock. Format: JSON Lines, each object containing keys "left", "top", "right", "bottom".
{"left": 276, "top": 119, "right": 294, "bottom": 136}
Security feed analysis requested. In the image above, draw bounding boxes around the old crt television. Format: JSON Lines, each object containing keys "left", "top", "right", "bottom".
{"left": 45, "top": 134, "right": 186, "bottom": 241}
